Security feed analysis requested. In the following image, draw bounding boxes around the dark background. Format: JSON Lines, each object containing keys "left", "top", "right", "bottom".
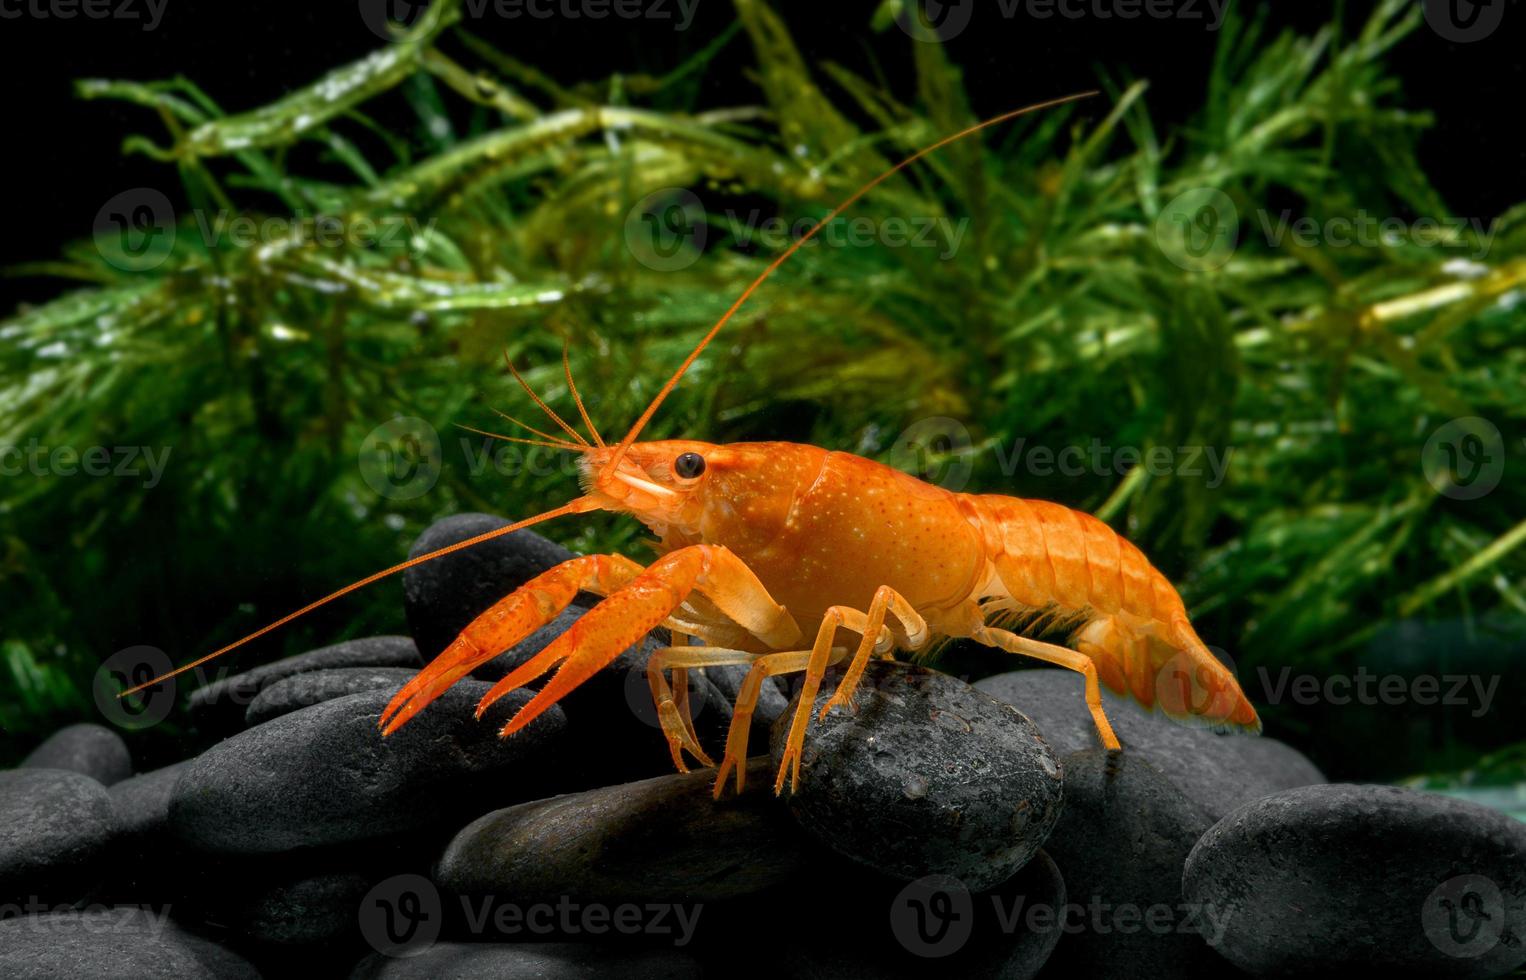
{"left": 1, "top": 0, "right": 1523, "bottom": 316}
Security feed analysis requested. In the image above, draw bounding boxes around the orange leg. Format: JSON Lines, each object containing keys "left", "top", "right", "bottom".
{"left": 817, "top": 585, "right": 928, "bottom": 721}
{"left": 379, "top": 553, "right": 645, "bottom": 735}
{"left": 771, "top": 608, "right": 876, "bottom": 795}
{"left": 972, "top": 625, "right": 1122, "bottom": 750}
{"left": 478, "top": 545, "right": 802, "bottom": 739}
{"left": 713, "top": 648, "right": 840, "bottom": 800}
{"left": 646, "top": 643, "right": 759, "bottom": 771}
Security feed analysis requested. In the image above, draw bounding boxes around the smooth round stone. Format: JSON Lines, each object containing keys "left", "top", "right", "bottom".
{"left": 1041, "top": 750, "right": 1224, "bottom": 979}
{"left": 1184, "top": 784, "right": 1526, "bottom": 978}
{"left": 234, "top": 870, "right": 372, "bottom": 946}
{"left": 105, "top": 761, "right": 192, "bottom": 900}
{"left": 0, "top": 907, "right": 259, "bottom": 979}
{"left": 351, "top": 942, "right": 702, "bottom": 980}
{"left": 0, "top": 769, "right": 116, "bottom": 906}
{"left": 244, "top": 667, "right": 420, "bottom": 726}
{"left": 437, "top": 758, "right": 806, "bottom": 905}
{"left": 771, "top": 661, "right": 1063, "bottom": 892}
{"left": 768, "top": 849, "right": 1068, "bottom": 979}
{"left": 402, "top": 514, "right": 579, "bottom": 660}
{"left": 188, "top": 635, "right": 422, "bottom": 731}
{"left": 21, "top": 724, "right": 132, "bottom": 786}
{"left": 170, "top": 680, "right": 566, "bottom": 854}
{"left": 975, "top": 668, "right": 1323, "bottom": 818}
{"left": 109, "top": 762, "right": 189, "bottom": 842}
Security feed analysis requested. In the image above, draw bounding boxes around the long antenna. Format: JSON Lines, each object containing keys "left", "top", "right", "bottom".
{"left": 603, "top": 91, "right": 1098, "bottom": 474}
{"left": 118, "top": 497, "right": 599, "bottom": 697}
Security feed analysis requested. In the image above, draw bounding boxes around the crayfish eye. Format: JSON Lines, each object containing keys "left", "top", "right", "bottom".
{"left": 673, "top": 452, "right": 706, "bottom": 479}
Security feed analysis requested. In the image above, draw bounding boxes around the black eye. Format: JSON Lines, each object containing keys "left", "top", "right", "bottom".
{"left": 674, "top": 452, "right": 706, "bottom": 479}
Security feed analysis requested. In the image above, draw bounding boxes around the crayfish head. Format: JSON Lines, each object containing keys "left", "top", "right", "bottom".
{"left": 579, "top": 439, "right": 724, "bottom": 537}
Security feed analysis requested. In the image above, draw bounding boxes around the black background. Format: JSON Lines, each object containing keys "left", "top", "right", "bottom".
{"left": 0, "top": 0, "right": 1522, "bottom": 314}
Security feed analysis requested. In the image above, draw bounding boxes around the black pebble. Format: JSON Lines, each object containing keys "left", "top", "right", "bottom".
{"left": 21, "top": 723, "right": 133, "bottom": 786}
{"left": 436, "top": 757, "right": 807, "bottom": 907}
{"left": 1040, "top": 749, "right": 1231, "bottom": 979}
{"left": 402, "top": 513, "right": 579, "bottom": 661}
{"left": 976, "top": 668, "right": 1323, "bottom": 818}
{"left": 187, "top": 635, "right": 422, "bottom": 733}
{"left": 771, "top": 661, "right": 1064, "bottom": 892}
{"left": 244, "top": 667, "right": 421, "bottom": 726}
{"left": 0, "top": 769, "right": 116, "bottom": 907}
{"left": 0, "top": 907, "right": 259, "bottom": 979}
{"left": 170, "top": 680, "right": 567, "bottom": 854}
{"left": 1183, "top": 783, "right": 1526, "bottom": 978}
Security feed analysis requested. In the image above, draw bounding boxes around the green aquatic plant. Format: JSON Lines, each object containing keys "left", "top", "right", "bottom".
{"left": 1, "top": 0, "right": 1521, "bottom": 776}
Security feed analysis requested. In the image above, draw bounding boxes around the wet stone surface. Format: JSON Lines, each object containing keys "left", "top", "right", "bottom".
{"left": 436, "top": 758, "right": 806, "bottom": 906}
{"left": 1041, "top": 749, "right": 1229, "bottom": 979}
{"left": 20, "top": 723, "right": 132, "bottom": 787}
{"left": 402, "top": 514, "right": 581, "bottom": 661}
{"left": 1184, "top": 783, "right": 1526, "bottom": 978}
{"left": 976, "top": 668, "right": 1324, "bottom": 819}
{"left": 243, "top": 666, "right": 420, "bottom": 726}
{"left": 0, "top": 907, "right": 261, "bottom": 980}
{"left": 771, "top": 660, "right": 1064, "bottom": 892}
{"left": 187, "top": 635, "right": 423, "bottom": 734}
{"left": 0, "top": 768, "right": 116, "bottom": 907}
{"left": 170, "top": 680, "right": 567, "bottom": 854}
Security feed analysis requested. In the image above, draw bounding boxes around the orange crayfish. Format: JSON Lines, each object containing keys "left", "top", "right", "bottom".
{"left": 129, "top": 93, "right": 1260, "bottom": 798}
